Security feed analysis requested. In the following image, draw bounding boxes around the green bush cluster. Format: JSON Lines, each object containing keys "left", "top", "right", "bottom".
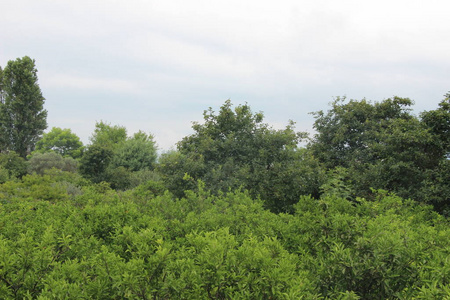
{"left": 0, "top": 175, "right": 449, "bottom": 299}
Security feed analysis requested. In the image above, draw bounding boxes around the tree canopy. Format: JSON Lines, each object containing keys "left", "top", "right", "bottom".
{"left": 34, "top": 127, "right": 84, "bottom": 158}
{"left": 89, "top": 121, "right": 127, "bottom": 148}
{"left": 0, "top": 56, "right": 47, "bottom": 157}
{"left": 420, "top": 92, "right": 450, "bottom": 158}
{"left": 79, "top": 122, "right": 158, "bottom": 190}
{"left": 309, "top": 96, "right": 416, "bottom": 169}
{"left": 159, "top": 100, "right": 323, "bottom": 212}
{"left": 109, "top": 131, "right": 157, "bottom": 172}
{"left": 309, "top": 95, "right": 450, "bottom": 212}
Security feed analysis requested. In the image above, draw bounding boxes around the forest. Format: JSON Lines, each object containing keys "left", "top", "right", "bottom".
{"left": 0, "top": 57, "right": 449, "bottom": 299}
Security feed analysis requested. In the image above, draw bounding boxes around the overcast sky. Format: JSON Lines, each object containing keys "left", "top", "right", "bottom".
{"left": 1, "top": 0, "right": 449, "bottom": 150}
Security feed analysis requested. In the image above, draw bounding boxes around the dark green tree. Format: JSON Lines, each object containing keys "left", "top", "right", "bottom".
{"left": 309, "top": 96, "right": 415, "bottom": 169}
{"left": 157, "top": 150, "right": 207, "bottom": 198}
{"left": 0, "top": 66, "right": 4, "bottom": 105}
{"left": 0, "top": 66, "right": 4, "bottom": 149}
{"left": 79, "top": 121, "right": 127, "bottom": 184}
{"left": 0, "top": 56, "right": 47, "bottom": 158}
{"left": 78, "top": 144, "right": 113, "bottom": 183}
{"left": 0, "top": 151, "right": 28, "bottom": 182}
{"left": 80, "top": 123, "right": 158, "bottom": 190}
{"left": 109, "top": 131, "right": 157, "bottom": 172}
{"left": 106, "top": 131, "right": 158, "bottom": 190}
{"left": 159, "top": 100, "right": 324, "bottom": 212}
{"left": 421, "top": 92, "right": 450, "bottom": 158}
{"left": 418, "top": 92, "right": 450, "bottom": 213}
{"left": 310, "top": 96, "right": 446, "bottom": 203}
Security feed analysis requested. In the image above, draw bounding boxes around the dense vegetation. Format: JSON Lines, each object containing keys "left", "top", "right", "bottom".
{"left": 0, "top": 56, "right": 449, "bottom": 299}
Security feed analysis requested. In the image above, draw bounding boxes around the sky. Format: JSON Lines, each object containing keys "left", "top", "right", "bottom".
{"left": 1, "top": 0, "right": 449, "bottom": 150}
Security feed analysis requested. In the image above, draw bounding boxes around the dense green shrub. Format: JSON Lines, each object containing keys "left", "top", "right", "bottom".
{"left": 28, "top": 152, "right": 78, "bottom": 175}
{"left": 0, "top": 174, "right": 449, "bottom": 299}
{"left": 0, "top": 151, "right": 28, "bottom": 182}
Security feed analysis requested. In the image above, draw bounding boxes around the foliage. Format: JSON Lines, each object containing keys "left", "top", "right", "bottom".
{"left": 290, "top": 191, "right": 450, "bottom": 299}
{"left": 80, "top": 125, "right": 158, "bottom": 190}
{"left": 78, "top": 144, "right": 113, "bottom": 184}
{"left": 310, "top": 96, "right": 449, "bottom": 208}
{"left": 109, "top": 131, "right": 157, "bottom": 172}
{"left": 0, "top": 173, "right": 69, "bottom": 203}
{"left": 418, "top": 159, "right": 450, "bottom": 216}
{"left": 0, "top": 175, "right": 449, "bottom": 299}
{"left": 89, "top": 121, "right": 127, "bottom": 149}
{"left": 157, "top": 150, "right": 207, "bottom": 199}
{"left": 320, "top": 167, "right": 353, "bottom": 200}
{"left": 421, "top": 92, "right": 450, "bottom": 158}
{"left": 34, "top": 127, "right": 84, "bottom": 158}
{"left": 128, "top": 169, "right": 161, "bottom": 189}
{"left": 159, "top": 100, "right": 323, "bottom": 212}
{"left": 309, "top": 96, "right": 415, "bottom": 169}
{"left": 28, "top": 152, "right": 78, "bottom": 175}
{"left": 0, "top": 56, "right": 47, "bottom": 157}
{"left": 0, "top": 151, "right": 28, "bottom": 182}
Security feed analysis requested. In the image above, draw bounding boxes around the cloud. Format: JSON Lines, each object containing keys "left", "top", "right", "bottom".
{"left": 42, "top": 73, "right": 141, "bottom": 94}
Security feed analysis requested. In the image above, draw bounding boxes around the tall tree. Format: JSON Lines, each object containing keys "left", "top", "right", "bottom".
{"left": 420, "top": 92, "right": 450, "bottom": 158}
{"left": 419, "top": 92, "right": 450, "bottom": 213}
{"left": 0, "top": 66, "right": 4, "bottom": 103}
{"left": 0, "top": 66, "right": 4, "bottom": 148}
{"left": 309, "top": 96, "right": 445, "bottom": 203}
{"left": 79, "top": 121, "right": 127, "bottom": 184}
{"left": 159, "top": 100, "right": 324, "bottom": 212}
{"left": 0, "top": 56, "right": 47, "bottom": 157}
{"left": 309, "top": 96, "right": 415, "bottom": 169}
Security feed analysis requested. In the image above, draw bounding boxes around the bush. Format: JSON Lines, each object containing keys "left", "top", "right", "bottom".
{"left": 0, "top": 177, "right": 449, "bottom": 298}
{"left": 0, "top": 151, "right": 28, "bottom": 181}
{"left": 28, "top": 152, "right": 78, "bottom": 175}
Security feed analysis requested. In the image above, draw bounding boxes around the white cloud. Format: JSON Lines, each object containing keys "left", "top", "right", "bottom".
{"left": 42, "top": 73, "right": 140, "bottom": 94}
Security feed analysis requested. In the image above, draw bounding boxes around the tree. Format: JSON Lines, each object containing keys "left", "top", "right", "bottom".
{"left": 309, "top": 96, "right": 445, "bottom": 203}
{"left": 418, "top": 92, "right": 450, "bottom": 213}
{"left": 78, "top": 121, "right": 126, "bottom": 185}
{"left": 159, "top": 100, "right": 324, "bottom": 212}
{"left": 34, "top": 127, "right": 84, "bottom": 158}
{"left": 89, "top": 121, "right": 127, "bottom": 148}
{"left": 420, "top": 92, "right": 450, "bottom": 158}
{"left": 78, "top": 144, "right": 113, "bottom": 183}
{"left": 0, "top": 66, "right": 4, "bottom": 104}
{"left": 106, "top": 131, "right": 158, "bottom": 190}
{"left": 109, "top": 131, "right": 157, "bottom": 171}
{"left": 0, "top": 56, "right": 47, "bottom": 157}
{"left": 28, "top": 152, "right": 78, "bottom": 175}
{"left": 0, "top": 151, "right": 28, "bottom": 182}
{"left": 80, "top": 123, "right": 158, "bottom": 190}
{"left": 157, "top": 150, "right": 207, "bottom": 198}
{"left": 309, "top": 96, "right": 415, "bottom": 169}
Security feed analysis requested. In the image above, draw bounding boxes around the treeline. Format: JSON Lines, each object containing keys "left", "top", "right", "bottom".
{"left": 0, "top": 56, "right": 449, "bottom": 298}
